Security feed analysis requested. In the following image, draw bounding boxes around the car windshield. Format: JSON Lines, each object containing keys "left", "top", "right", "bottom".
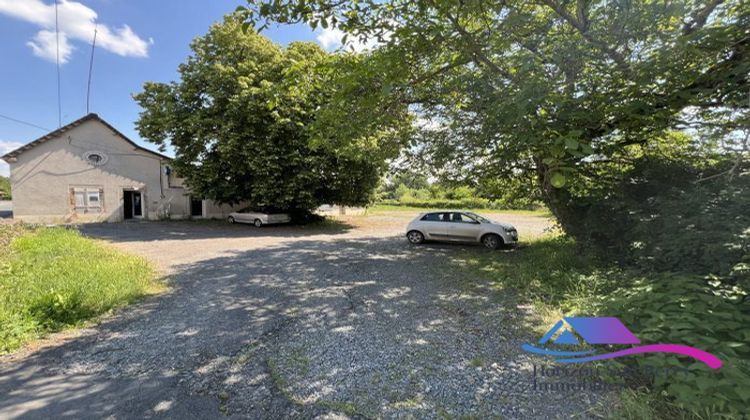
{"left": 465, "top": 212, "right": 489, "bottom": 223}
{"left": 238, "top": 207, "right": 253, "bottom": 213}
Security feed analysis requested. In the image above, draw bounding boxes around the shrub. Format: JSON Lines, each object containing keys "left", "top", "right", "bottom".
{"left": 455, "top": 235, "right": 749, "bottom": 417}
{"left": 0, "top": 176, "right": 10, "bottom": 200}
{"left": 377, "top": 197, "right": 527, "bottom": 210}
{"left": 599, "top": 273, "right": 750, "bottom": 417}
{"left": 567, "top": 156, "right": 749, "bottom": 286}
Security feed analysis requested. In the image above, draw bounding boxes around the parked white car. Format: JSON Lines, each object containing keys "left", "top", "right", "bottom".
{"left": 406, "top": 211, "right": 518, "bottom": 249}
{"left": 227, "top": 208, "right": 291, "bottom": 227}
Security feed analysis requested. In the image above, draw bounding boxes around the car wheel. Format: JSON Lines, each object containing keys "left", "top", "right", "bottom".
{"left": 253, "top": 219, "right": 263, "bottom": 228}
{"left": 481, "top": 233, "right": 502, "bottom": 249}
{"left": 407, "top": 230, "right": 425, "bottom": 244}
{"left": 227, "top": 216, "right": 235, "bottom": 224}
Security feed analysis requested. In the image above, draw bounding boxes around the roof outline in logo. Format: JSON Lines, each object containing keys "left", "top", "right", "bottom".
{"left": 521, "top": 316, "right": 722, "bottom": 369}
{"left": 538, "top": 317, "right": 641, "bottom": 346}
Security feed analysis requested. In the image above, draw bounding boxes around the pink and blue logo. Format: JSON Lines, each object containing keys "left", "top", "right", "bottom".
{"left": 521, "top": 317, "right": 722, "bottom": 369}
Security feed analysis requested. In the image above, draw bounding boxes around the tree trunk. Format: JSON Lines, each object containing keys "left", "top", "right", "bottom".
{"left": 534, "top": 158, "right": 585, "bottom": 240}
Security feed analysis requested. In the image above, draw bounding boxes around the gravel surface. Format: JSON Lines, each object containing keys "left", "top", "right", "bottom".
{"left": 0, "top": 211, "right": 605, "bottom": 419}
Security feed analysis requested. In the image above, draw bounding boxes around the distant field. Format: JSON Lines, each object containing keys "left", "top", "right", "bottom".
{"left": 367, "top": 204, "right": 551, "bottom": 217}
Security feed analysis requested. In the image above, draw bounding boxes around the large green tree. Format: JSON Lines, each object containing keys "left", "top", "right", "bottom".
{"left": 242, "top": 0, "right": 749, "bottom": 235}
{"left": 134, "top": 17, "right": 409, "bottom": 214}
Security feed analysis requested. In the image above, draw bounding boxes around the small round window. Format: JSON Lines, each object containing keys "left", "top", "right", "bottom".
{"left": 83, "top": 151, "right": 108, "bottom": 166}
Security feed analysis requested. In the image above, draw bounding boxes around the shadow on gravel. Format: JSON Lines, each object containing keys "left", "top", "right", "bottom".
{"left": 77, "top": 219, "right": 354, "bottom": 243}
{"left": 0, "top": 236, "right": 590, "bottom": 418}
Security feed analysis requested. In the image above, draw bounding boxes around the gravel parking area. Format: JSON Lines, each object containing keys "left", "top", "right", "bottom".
{"left": 0, "top": 211, "right": 603, "bottom": 418}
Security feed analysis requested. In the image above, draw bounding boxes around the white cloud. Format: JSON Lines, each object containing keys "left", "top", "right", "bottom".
{"left": 316, "top": 27, "right": 381, "bottom": 53}
{"left": 0, "top": 140, "right": 24, "bottom": 177}
{"left": 0, "top": 0, "right": 151, "bottom": 64}
{"left": 28, "top": 29, "right": 74, "bottom": 63}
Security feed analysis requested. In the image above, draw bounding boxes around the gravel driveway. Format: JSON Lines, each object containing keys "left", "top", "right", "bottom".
{"left": 0, "top": 211, "right": 603, "bottom": 418}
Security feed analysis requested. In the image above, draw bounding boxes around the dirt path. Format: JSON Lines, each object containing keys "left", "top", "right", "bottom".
{"left": 0, "top": 212, "right": 603, "bottom": 419}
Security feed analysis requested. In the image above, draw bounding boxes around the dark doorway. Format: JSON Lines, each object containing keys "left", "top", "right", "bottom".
{"left": 190, "top": 198, "right": 203, "bottom": 217}
{"left": 124, "top": 191, "right": 133, "bottom": 220}
{"left": 123, "top": 191, "right": 143, "bottom": 220}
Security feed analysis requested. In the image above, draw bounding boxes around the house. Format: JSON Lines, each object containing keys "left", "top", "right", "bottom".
{"left": 1, "top": 113, "right": 239, "bottom": 223}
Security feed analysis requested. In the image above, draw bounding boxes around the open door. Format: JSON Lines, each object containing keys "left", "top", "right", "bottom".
{"left": 123, "top": 191, "right": 143, "bottom": 220}
{"left": 190, "top": 197, "right": 203, "bottom": 217}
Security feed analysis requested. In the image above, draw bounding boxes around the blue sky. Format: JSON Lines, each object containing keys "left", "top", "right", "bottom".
{"left": 0, "top": 0, "right": 351, "bottom": 176}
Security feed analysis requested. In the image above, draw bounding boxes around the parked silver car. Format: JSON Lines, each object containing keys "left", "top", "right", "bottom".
{"left": 227, "top": 208, "right": 291, "bottom": 227}
{"left": 406, "top": 211, "right": 518, "bottom": 249}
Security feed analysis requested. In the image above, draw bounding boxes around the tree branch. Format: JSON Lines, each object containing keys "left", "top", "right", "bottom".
{"left": 538, "top": 0, "right": 632, "bottom": 76}
{"left": 683, "top": 0, "right": 725, "bottom": 35}
{"left": 427, "top": 0, "right": 512, "bottom": 81}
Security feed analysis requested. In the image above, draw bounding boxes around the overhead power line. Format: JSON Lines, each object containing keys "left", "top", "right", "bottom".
{"left": 86, "top": 24, "right": 98, "bottom": 114}
{"left": 55, "top": 0, "right": 62, "bottom": 128}
{"left": 0, "top": 114, "right": 52, "bottom": 132}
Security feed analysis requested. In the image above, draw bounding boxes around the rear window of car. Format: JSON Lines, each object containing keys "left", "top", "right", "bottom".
{"left": 421, "top": 213, "right": 441, "bottom": 221}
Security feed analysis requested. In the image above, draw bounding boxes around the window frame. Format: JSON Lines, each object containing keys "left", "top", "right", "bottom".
{"left": 71, "top": 186, "right": 104, "bottom": 214}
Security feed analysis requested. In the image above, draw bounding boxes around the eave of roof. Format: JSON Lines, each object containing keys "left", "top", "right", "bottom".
{"left": 1, "top": 113, "right": 172, "bottom": 162}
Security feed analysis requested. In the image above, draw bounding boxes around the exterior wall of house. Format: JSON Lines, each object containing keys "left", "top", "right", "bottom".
{"left": 7, "top": 120, "right": 192, "bottom": 223}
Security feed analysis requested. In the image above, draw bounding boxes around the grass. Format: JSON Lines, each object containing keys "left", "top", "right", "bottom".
{"left": 451, "top": 234, "right": 620, "bottom": 331}
{"left": 451, "top": 234, "right": 749, "bottom": 418}
{"left": 0, "top": 225, "right": 162, "bottom": 353}
{"left": 367, "top": 203, "right": 551, "bottom": 217}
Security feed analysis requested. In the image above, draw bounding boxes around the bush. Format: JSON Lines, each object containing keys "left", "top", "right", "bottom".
{"left": 0, "top": 176, "right": 10, "bottom": 200}
{"left": 600, "top": 273, "right": 750, "bottom": 417}
{"left": 0, "top": 226, "right": 160, "bottom": 353}
{"left": 455, "top": 235, "right": 749, "bottom": 417}
{"left": 569, "top": 157, "right": 749, "bottom": 273}
{"left": 377, "top": 197, "right": 533, "bottom": 210}
{"left": 375, "top": 171, "right": 542, "bottom": 210}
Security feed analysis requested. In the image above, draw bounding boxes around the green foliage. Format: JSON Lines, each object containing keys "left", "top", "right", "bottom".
{"left": 567, "top": 152, "right": 750, "bottom": 294}
{"left": 245, "top": 1, "right": 749, "bottom": 414}
{"left": 243, "top": 0, "right": 749, "bottom": 232}
{"left": 0, "top": 176, "right": 10, "bottom": 200}
{"left": 600, "top": 274, "right": 750, "bottom": 418}
{"left": 456, "top": 236, "right": 749, "bottom": 417}
{"left": 375, "top": 170, "right": 542, "bottom": 209}
{"left": 0, "top": 226, "right": 160, "bottom": 353}
{"left": 455, "top": 235, "right": 617, "bottom": 311}
{"left": 134, "top": 16, "right": 409, "bottom": 214}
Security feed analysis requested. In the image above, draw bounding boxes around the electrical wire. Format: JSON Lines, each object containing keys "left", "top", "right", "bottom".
{"left": 55, "top": 0, "right": 62, "bottom": 127}
{"left": 86, "top": 24, "right": 98, "bottom": 114}
{"left": 0, "top": 113, "right": 51, "bottom": 131}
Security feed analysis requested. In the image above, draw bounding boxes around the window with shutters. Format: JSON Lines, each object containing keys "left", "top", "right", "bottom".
{"left": 71, "top": 186, "right": 104, "bottom": 213}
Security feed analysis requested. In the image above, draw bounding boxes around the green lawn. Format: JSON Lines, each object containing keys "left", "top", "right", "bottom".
{"left": 367, "top": 203, "right": 551, "bottom": 217}
{"left": 0, "top": 225, "right": 162, "bottom": 353}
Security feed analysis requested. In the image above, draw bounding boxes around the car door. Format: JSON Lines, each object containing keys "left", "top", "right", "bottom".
{"left": 447, "top": 212, "right": 482, "bottom": 242}
{"left": 419, "top": 212, "right": 450, "bottom": 240}
{"left": 242, "top": 212, "right": 260, "bottom": 223}
{"left": 235, "top": 211, "right": 251, "bottom": 223}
